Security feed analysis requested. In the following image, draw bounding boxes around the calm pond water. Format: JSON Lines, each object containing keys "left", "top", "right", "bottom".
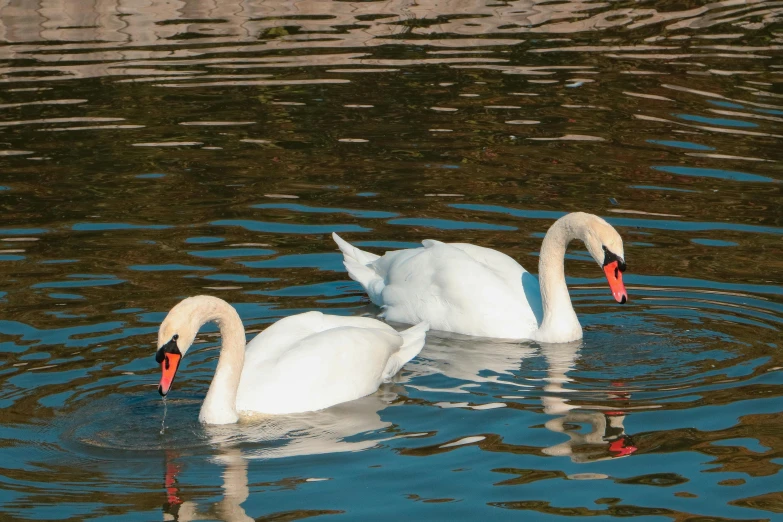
{"left": 1, "top": 1, "right": 782, "bottom": 520}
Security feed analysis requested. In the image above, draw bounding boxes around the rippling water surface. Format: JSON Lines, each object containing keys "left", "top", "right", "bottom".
{"left": 1, "top": 1, "right": 782, "bottom": 520}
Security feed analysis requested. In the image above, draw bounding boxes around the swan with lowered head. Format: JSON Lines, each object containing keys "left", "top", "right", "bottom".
{"left": 333, "top": 212, "right": 627, "bottom": 343}
{"left": 155, "top": 296, "right": 428, "bottom": 424}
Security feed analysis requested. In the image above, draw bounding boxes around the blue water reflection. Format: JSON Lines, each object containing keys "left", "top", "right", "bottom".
{"left": 651, "top": 166, "right": 776, "bottom": 183}
{"left": 213, "top": 220, "right": 369, "bottom": 234}
{"left": 674, "top": 114, "right": 758, "bottom": 128}
{"left": 647, "top": 140, "right": 714, "bottom": 151}
{"left": 253, "top": 203, "right": 398, "bottom": 219}
{"left": 452, "top": 204, "right": 783, "bottom": 235}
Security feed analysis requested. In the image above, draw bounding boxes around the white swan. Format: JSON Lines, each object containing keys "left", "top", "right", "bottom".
{"left": 333, "top": 212, "right": 627, "bottom": 343}
{"left": 155, "top": 295, "right": 428, "bottom": 424}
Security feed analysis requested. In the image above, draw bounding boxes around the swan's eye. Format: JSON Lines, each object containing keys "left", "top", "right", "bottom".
{"left": 155, "top": 335, "right": 183, "bottom": 364}
{"left": 602, "top": 245, "right": 626, "bottom": 272}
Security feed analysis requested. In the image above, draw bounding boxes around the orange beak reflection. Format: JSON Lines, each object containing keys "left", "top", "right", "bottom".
{"left": 609, "top": 436, "right": 638, "bottom": 457}
{"left": 603, "top": 260, "right": 628, "bottom": 304}
{"left": 159, "top": 352, "right": 182, "bottom": 396}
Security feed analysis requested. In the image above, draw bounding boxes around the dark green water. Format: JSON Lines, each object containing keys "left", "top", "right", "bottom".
{"left": 0, "top": 1, "right": 781, "bottom": 520}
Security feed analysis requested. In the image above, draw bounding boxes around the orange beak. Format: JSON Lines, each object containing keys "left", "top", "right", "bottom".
{"left": 608, "top": 436, "right": 637, "bottom": 457}
{"left": 159, "top": 352, "right": 182, "bottom": 396}
{"left": 603, "top": 260, "right": 628, "bottom": 304}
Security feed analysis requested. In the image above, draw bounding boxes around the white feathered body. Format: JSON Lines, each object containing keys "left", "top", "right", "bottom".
{"left": 235, "top": 312, "right": 427, "bottom": 415}
{"left": 333, "top": 235, "right": 544, "bottom": 339}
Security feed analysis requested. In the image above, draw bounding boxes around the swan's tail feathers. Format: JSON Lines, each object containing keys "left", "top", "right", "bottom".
{"left": 382, "top": 321, "right": 429, "bottom": 381}
{"left": 332, "top": 233, "right": 385, "bottom": 305}
{"left": 332, "top": 232, "right": 380, "bottom": 264}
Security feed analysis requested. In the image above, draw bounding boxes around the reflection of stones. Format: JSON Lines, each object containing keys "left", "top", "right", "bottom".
{"left": 1, "top": 0, "right": 777, "bottom": 67}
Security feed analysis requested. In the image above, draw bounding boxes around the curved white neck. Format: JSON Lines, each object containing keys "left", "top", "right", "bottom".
{"left": 191, "top": 298, "right": 246, "bottom": 424}
{"left": 535, "top": 214, "right": 588, "bottom": 343}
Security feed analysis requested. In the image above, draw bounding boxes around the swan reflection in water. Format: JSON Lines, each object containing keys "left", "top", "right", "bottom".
{"left": 161, "top": 389, "right": 405, "bottom": 521}
{"left": 537, "top": 341, "right": 637, "bottom": 462}
{"left": 161, "top": 332, "right": 636, "bottom": 520}
{"left": 164, "top": 447, "right": 253, "bottom": 522}
{"left": 407, "top": 332, "right": 637, "bottom": 462}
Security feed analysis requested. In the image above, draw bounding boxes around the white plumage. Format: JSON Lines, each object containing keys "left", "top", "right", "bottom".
{"left": 333, "top": 212, "right": 627, "bottom": 343}
{"left": 156, "top": 296, "right": 428, "bottom": 424}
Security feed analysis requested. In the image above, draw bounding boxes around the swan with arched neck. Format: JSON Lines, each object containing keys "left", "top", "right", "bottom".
{"left": 155, "top": 296, "right": 428, "bottom": 424}
{"left": 333, "top": 212, "right": 627, "bottom": 343}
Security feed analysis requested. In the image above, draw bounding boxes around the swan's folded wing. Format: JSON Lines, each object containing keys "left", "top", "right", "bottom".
{"left": 243, "top": 311, "right": 324, "bottom": 365}
{"left": 244, "top": 311, "right": 397, "bottom": 363}
{"left": 377, "top": 241, "right": 539, "bottom": 337}
{"left": 369, "top": 246, "right": 427, "bottom": 280}
{"left": 237, "top": 326, "right": 403, "bottom": 414}
{"left": 445, "top": 242, "right": 527, "bottom": 283}
{"left": 449, "top": 242, "right": 544, "bottom": 323}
